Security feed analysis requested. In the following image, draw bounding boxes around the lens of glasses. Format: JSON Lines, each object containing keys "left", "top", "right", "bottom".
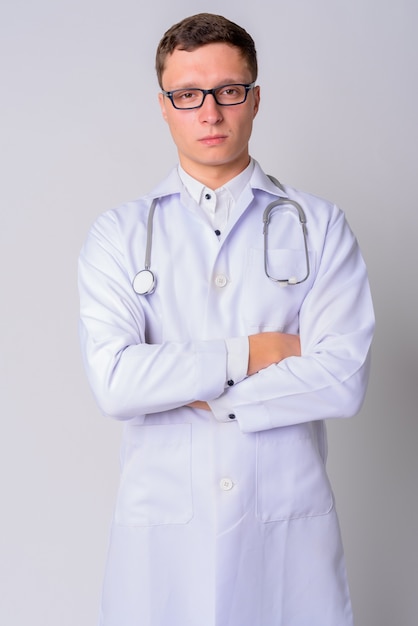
{"left": 171, "top": 84, "right": 249, "bottom": 109}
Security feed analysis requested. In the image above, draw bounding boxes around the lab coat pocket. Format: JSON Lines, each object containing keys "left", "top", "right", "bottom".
{"left": 256, "top": 426, "right": 333, "bottom": 522}
{"left": 115, "top": 423, "right": 193, "bottom": 526}
{"left": 244, "top": 248, "right": 314, "bottom": 332}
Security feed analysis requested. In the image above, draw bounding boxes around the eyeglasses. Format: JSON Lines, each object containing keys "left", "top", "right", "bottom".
{"left": 161, "top": 82, "right": 256, "bottom": 110}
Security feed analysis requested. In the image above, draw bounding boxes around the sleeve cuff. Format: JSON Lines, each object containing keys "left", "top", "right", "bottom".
{"left": 224, "top": 336, "right": 249, "bottom": 387}
{"left": 208, "top": 367, "right": 262, "bottom": 426}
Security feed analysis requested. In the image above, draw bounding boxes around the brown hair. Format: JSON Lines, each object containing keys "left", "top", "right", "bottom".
{"left": 155, "top": 13, "right": 258, "bottom": 88}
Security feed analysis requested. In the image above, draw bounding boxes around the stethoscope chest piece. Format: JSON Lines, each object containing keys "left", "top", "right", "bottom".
{"left": 132, "top": 269, "right": 156, "bottom": 295}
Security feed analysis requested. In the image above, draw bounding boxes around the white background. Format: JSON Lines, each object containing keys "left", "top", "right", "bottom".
{"left": 1, "top": 1, "right": 417, "bottom": 624}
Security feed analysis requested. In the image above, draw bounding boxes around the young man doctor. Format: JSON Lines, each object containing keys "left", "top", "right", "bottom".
{"left": 79, "top": 13, "right": 374, "bottom": 626}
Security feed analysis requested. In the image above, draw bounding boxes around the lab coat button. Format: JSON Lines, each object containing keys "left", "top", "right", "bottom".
{"left": 215, "top": 274, "right": 228, "bottom": 288}
{"left": 220, "top": 478, "right": 234, "bottom": 491}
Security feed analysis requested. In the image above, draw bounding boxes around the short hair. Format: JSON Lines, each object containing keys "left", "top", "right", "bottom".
{"left": 155, "top": 13, "right": 258, "bottom": 88}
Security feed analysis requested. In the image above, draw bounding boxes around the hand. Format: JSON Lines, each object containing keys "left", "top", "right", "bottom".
{"left": 187, "top": 400, "right": 211, "bottom": 411}
{"left": 248, "top": 332, "right": 300, "bottom": 376}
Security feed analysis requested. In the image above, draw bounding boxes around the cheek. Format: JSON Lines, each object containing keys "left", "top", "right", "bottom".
{"left": 235, "top": 116, "right": 254, "bottom": 141}
{"left": 167, "top": 119, "right": 192, "bottom": 149}
{"left": 170, "top": 115, "right": 195, "bottom": 139}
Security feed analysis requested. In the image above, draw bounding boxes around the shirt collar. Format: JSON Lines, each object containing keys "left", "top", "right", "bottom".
{"left": 177, "top": 159, "right": 255, "bottom": 205}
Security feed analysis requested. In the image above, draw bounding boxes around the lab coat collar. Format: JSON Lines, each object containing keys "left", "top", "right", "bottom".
{"left": 144, "top": 167, "right": 183, "bottom": 201}
{"left": 143, "top": 159, "right": 288, "bottom": 203}
{"left": 249, "top": 160, "right": 289, "bottom": 198}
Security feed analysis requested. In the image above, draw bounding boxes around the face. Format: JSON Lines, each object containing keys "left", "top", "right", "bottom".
{"left": 158, "top": 42, "right": 260, "bottom": 185}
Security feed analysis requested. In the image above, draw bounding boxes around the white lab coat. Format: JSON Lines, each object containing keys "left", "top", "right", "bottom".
{"left": 78, "top": 161, "right": 374, "bottom": 626}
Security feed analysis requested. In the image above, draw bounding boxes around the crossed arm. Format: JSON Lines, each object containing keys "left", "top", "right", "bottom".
{"left": 79, "top": 200, "right": 374, "bottom": 426}
{"left": 188, "top": 331, "right": 300, "bottom": 410}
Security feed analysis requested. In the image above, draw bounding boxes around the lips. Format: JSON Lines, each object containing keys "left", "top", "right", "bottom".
{"left": 199, "top": 135, "right": 228, "bottom": 145}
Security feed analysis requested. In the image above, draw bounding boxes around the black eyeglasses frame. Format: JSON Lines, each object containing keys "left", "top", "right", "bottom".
{"left": 161, "top": 82, "right": 256, "bottom": 110}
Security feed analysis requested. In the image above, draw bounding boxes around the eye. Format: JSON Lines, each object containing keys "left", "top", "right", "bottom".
{"left": 173, "top": 89, "right": 199, "bottom": 102}
{"left": 216, "top": 85, "right": 246, "bottom": 103}
{"left": 222, "top": 86, "right": 240, "bottom": 96}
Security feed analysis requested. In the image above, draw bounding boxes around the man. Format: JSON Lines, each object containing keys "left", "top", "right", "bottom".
{"left": 78, "top": 13, "right": 374, "bottom": 626}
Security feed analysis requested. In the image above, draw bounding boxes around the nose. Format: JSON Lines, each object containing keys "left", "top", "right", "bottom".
{"left": 198, "top": 93, "right": 224, "bottom": 124}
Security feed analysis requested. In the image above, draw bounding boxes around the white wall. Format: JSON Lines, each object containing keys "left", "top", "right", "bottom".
{"left": 1, "top": 1, "right": 417, "bottom": 624}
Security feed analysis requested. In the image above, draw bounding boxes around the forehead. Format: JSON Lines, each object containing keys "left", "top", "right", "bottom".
{"left": 161, "top": 42, "right": 251, "bottom": 88}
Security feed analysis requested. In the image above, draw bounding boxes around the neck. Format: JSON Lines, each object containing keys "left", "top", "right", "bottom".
{"left": 179, "top": 156, "right": 251, "bottom": 189}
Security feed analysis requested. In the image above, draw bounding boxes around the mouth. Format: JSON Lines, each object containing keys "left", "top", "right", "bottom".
{"left": 198, "top": 134, "right": 228, "bottom": 146}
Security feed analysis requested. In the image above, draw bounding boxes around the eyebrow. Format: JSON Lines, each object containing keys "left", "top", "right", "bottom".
{"left": 166, "top": 78, "right": 250, "bottom": 91}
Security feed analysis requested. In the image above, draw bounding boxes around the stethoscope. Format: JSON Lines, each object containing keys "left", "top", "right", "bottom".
{"left": 132, "top": 177, "right": 310, "bottom": 296}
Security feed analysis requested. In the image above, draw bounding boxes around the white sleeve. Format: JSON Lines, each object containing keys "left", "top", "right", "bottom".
{"left": 209, "top": 209, "right": 375, "bottom": 432}
{"left": 78, "top": 211, "right": 228, "bottom": 421}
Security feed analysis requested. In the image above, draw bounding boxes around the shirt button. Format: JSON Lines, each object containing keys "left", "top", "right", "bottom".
{"left": 220, "top": 478, "right": 234, "bottom": 491}
{"left": 227, "top": 379, "right": 234, "bottom": 387}
{"left": 214, "top": 229, "right": 221, "bottom": 236}
{"left": 228, "top": 413, "right": 236, "bottom": 420}
{"left": 214, "top": 274, "right": 228, "bottom": 288}
{"left": 205, "top": 193, "right": 212, "bottom": 200}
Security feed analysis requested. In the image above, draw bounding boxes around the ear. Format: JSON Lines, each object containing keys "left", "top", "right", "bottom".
{"left": 158, "top": 92, "right": 168, "bottom": 122}
{"left": 252, "top": 85, "right": 261, "bottom": 118}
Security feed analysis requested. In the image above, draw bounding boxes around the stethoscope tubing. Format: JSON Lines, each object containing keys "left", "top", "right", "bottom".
{"left": 262, "top": 198, "right": 310, "bottom": 285}
{"left": 132, "top": 180, "right": 310, "bottom": 295}
{"left": 131, "top": 198, "right": 158, "bottom": 295}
